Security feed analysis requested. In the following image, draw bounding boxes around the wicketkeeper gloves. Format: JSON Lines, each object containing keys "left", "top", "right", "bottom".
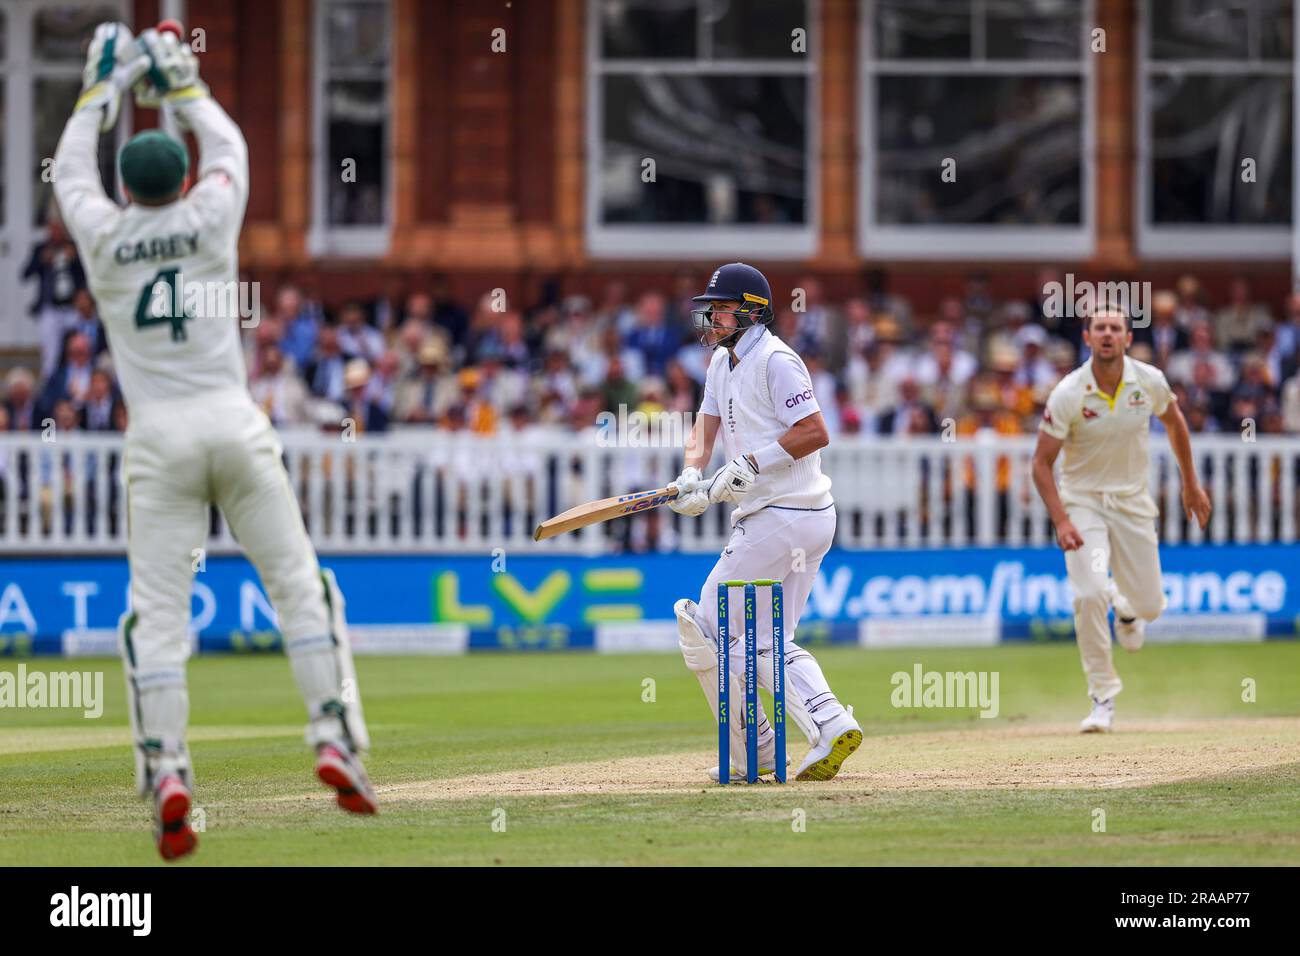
{"left": 75, "top": 23, "right": 151, "bottom": 131}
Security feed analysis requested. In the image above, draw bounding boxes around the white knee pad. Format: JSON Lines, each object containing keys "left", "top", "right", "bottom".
{"left": 675, "top": 599, "right": 716, "bottom": 672}
{"left": 286, "top": 570, "right": 370, "bottom": 754}
{"left": 120, "top": 611, "right": 192, "bottom": 797}
{"left": 676, "top": 598, "right": 771, "bottom": 774}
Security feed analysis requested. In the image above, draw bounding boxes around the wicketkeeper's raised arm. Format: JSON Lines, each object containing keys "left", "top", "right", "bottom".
{"left": 53, "top": 109, "right": 121, "bottom": 247}
{"left": 54, "top": 22, "right": 149, "bottom": 246}
{"left": 173, "top": 94, "right": 250, "bottom": 224}
{"left": 136, "top": 27, "right": 249, "bottom": 228}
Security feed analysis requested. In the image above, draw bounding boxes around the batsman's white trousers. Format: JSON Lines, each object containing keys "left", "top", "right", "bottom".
{"left": 123, "top": 388, "right": 330, "bottom": 668}
{"left": 690, "top": 504, "right": 846, "bottom": 727}
{"left": 1062, "top": 489, "right": 1166, "bottom": 701}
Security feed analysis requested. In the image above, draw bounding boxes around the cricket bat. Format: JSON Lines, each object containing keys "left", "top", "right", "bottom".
{"left": 533, "top": 480, "right": 704, "bottom": 542}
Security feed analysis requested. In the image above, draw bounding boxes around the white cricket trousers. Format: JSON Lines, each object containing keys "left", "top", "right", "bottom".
{"left": 1062, "top": 489, "right": 1166, "bottom": 701}
{"left": 691, "top": 504, "right": 846, "bottom": 731}
{"left": 120, "top": 388, "right": 355, "bottom": 791}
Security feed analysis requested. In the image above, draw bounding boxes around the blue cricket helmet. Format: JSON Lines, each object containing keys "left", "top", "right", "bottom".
{"left": 691, "top": 262, "right": 775, "bottom": 346}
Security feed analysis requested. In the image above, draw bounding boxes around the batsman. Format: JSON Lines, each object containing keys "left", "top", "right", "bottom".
{"left": 54, "top": 24, "right": 376, "bottom": 860}
{"left": 670, "top": 264, "right": 862, "bottom": 782}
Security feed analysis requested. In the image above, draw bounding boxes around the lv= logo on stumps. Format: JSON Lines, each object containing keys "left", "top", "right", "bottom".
{"left": 716, "top": 580, "right": 785, "bottom": 784}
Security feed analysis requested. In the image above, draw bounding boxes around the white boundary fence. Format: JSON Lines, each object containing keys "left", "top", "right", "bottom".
{"left": 0, "top": 430, "right": 1296, "bottom": 555}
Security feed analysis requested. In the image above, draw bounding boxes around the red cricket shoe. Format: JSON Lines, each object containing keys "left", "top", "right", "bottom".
{"left": 315, "top": 744, "right": 378, "bottom": 815}
{"left": 154, "top": 775, "right": 198, "bottom": 861}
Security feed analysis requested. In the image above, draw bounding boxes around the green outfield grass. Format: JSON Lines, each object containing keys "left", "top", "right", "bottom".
{"left": 1, "top": 642, "right": 1297, "bottom": 865}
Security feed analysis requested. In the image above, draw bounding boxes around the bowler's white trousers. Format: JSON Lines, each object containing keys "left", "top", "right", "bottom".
{"left": 1062, "top": 489, "right": 1166, "bottom": 701}
{"left": 690, "top": 504, "right": 846, "bottom": 740}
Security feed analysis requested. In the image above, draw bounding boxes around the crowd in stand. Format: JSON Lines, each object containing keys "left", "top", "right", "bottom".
{"left": 14, "top": 230, "right": 1300, "bottom": 442}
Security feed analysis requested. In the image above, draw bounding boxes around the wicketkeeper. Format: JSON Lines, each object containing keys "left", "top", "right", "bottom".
{"left": 54, "top": 23, "right": 376, "bottom": 860}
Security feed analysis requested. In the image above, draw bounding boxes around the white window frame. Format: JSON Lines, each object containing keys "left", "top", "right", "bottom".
{"left": 586, "top": 0, "right": 820, "bottom": 260}
{"left": 858, "top": 0, "right": 1096, "bottom": 260}
{"left": 309, "top": 0, "right": 392, "bottom": 259}
{"left": 1, "top": 0, "right": 131, "bottom": 350}
{"left": 1136, "top": 0, "right": 1293, "bottom": 260}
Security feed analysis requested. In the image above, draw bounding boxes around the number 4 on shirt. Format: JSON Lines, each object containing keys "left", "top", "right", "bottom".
{"left": 134, "top": 268, "right": 193, "bottom": 341}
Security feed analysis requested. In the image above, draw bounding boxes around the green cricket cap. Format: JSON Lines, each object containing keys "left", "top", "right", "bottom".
{"left": 118, "top": 130, "right": 189, "bottom": 202}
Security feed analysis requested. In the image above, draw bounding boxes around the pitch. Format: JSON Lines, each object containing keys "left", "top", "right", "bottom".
{"left": 2, "top": 643, "right": 1297, "bottom": 866}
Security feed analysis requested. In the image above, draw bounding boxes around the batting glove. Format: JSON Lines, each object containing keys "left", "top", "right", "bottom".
{"left": 707, "top": 456, "right": 758, "bottom": 504}
{"left": 668, "top": 466, "right": 709, "bottom": 516}
{"left": 75, "top": 23, "right": 150, "bottom": 131}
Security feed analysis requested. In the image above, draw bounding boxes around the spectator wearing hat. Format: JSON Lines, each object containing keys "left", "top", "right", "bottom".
{"left": 987, "top": 341, "right": 1036, "bottom": 426}
{"left": 394, "top": 338, "right": 454, "bottom": 423}
{"left": 457, "top": 367, "right": 498, "bottom": 434}
{"left": 1011, "top": 325, "right": 1056, "bottom": 392}
{"left": 1213, "top": 277, "right": 1272, "bottom": 354}
{"left": 391, "top": 317, "right": 433, "bottom": 376}
{"left": 343, "top": 359, "right": 388, "bottom": 433}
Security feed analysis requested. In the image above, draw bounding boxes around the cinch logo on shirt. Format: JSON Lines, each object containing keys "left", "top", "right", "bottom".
{"left": 785, "top": 389, "right": 814, "bottom": 408}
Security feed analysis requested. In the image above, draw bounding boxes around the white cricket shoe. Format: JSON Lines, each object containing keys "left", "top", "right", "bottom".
{"left": 1079, "top": 696, "right": 1115, "bottom": 733}
{"left": 794, "top": 709, "right": 862, "bottom": 781}
{"left": 708, "top": 757, "right": 791, "bottom": 783}
{"left": 1109, "top": 586, "right": 1145, "bottom": 652}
